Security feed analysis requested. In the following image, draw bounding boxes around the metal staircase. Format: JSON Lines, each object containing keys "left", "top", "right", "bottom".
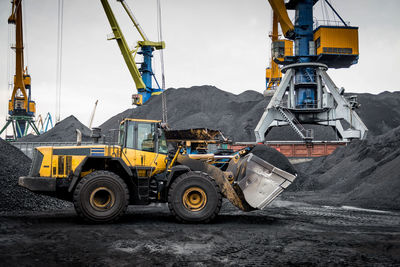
{"left": 137, "top": 176, "right": 150, "bottom": 201}
{"left": 277, "top": 106, "right": 313, "bottom": 141}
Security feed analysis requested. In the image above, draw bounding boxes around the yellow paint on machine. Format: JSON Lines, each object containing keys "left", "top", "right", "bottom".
{"left": 36, "top": 144, "right": 167, "bottom": 179}
{"left": 314, "top": 26, "right": 359, "bottom": 56}
{"left": 121, "top": 148, "right": 167, "bottom": 176}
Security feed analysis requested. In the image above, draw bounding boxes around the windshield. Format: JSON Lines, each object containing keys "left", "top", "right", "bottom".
{"left": 137, "top": 123, "right": 155, "bottom": 152}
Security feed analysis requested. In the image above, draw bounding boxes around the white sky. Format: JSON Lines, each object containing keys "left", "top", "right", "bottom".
{"left": 1, "top": 0, "right": 400, "bottom": 138}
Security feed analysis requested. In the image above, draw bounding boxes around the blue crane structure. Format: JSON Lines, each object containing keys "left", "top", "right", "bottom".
{"left": 255, "top": 0, "right": 367, "bottom": 142}
{"left": 101, "top": 0, "right": 165, "bottom": 106}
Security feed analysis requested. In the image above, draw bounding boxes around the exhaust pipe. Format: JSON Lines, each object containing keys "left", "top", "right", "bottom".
{"left": 76, "top": 129, "right": 82, "bottom": 146}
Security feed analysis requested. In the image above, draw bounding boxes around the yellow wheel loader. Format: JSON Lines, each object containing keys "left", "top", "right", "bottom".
{"left": 19, "top": 119, "right": 296, "bottom": 223}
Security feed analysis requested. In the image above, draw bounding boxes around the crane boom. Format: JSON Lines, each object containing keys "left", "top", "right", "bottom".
{"left": 100, "top": 0, "right": 146, "bottom": 91}
{"left": 118, "top": 0, "right": 148, "bottom": 42}
{"left": 268, "top": 0, "right": 295, "bottom": 39}
{"left": 100, "top": 0, "right": 165, "bottom": 105}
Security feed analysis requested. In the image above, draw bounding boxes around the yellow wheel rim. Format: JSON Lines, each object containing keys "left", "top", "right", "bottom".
{"left": 182, "top": 187, "right": 207, "bottom": 212}
{"left": 90, "top": 187, "right": 115, "bottom": 211}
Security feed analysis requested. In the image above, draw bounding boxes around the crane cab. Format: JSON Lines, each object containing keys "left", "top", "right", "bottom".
{"left": 313, "top": 26, "right": 359, "bottom": 68}
{"left": 272, "top": 39, "right": 294, "bottom": 60}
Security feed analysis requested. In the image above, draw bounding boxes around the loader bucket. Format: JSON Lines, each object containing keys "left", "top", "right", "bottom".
{"left": 235, "top": 153, "right": 296, "bottom": 210}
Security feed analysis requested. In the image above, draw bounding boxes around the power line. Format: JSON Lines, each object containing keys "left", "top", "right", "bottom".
{"left": 157, "top": 0, "right": 167, "bottom": 124}
{"left": 56, "top": 0, "right": 64, "bottom": 123}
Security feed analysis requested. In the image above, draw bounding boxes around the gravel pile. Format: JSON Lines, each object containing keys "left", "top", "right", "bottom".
{"left": 251, "top": 145, "right": 297, "bottom": 175}
{"left": 289, "top": 126, "right": 400, "bottom": 210}
{"left": 0, "top": 138, "right": 71, "bottom": 212}
{"left": 17, "top": 115, "right": 92, "bottom": 143}
{"left": 100, "top": 86, "right": 400, "bottom": 142}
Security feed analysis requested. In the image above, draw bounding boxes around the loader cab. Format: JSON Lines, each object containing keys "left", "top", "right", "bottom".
{"left": 119, "top": 119, "right": 168, "bottom": 155}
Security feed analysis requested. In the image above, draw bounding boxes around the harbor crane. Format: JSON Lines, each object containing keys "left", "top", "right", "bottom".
{"left": 101, "top": 0, "right": 165, "bottom": 106}
{"left": 256, "top": 0, "right": 367, "bottom": 142}
{"left": 0, "top": 0, "right": 39, "bottom": 141}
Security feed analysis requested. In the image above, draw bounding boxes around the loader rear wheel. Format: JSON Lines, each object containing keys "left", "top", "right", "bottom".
{"left": 168, "top": 171, "right": 222, "bottom": 223}
{"left": 73, "top": 171, "right": 129, "bottom": 223}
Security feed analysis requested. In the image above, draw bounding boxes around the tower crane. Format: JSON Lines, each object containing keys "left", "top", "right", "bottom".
{"left": 0, "top": 0, "right": 39, "bottom": 141}
{"left": 264, "top": 11, "right": 293, "bottom": 95}
{"left": 100, "top": 0, "right": 165, "bottom": 106}
{"left": 255, "top": 0, "right": 367, "bottom": 142}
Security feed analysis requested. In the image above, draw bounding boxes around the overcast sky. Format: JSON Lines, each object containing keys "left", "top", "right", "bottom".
{"left": 1, "top": 0, "right": 399, "bottom": 137}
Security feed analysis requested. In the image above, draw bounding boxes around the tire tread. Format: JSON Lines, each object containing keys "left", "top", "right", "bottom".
{"left": 168, "top": 171, "right": 222, "bottom": 223}
{"left": 73, "top": 170, "right": 129, "bottom": 223}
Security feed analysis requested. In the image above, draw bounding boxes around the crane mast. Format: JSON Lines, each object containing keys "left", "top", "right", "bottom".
{"left": 0, "top": 0, "right": 39, "bottom": 140}
{"left": 100, "top": 0, "right": 165, "bottom": 106}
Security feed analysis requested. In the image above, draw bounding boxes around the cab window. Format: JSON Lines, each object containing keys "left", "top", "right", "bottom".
{"left": 138, "top": 123, "right": 155, "bottom": 152}
{"left": 125, "top": 122, "right": 135, "bottom": 149}
{"left": 118, "top": 124, "right": 125, "bottom": 146}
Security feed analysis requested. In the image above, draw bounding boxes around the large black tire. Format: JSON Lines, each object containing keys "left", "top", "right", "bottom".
{"left": 168, "top": 171, "right": 222, "bottom": 223}
{"left": 73, "top": 171, "right": 129, "bottom": 223}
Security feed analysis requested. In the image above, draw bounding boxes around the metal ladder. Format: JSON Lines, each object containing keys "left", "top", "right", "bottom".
{"left": 137, "top": 175, "right": 150, "bottom": 201}
{"left": 277, "top": 107, "right": 313, "bottom": 141}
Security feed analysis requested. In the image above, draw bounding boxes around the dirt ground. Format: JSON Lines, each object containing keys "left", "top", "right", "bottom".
{"left": 1, "top": 198, "right": 399, "bottom": 266}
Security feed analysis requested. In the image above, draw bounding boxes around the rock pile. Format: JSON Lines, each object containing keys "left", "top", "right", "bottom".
{"left": 289, "top": 126, "right": 400, "bottom": 210}
{"left": 17, "top": 115, "right": 92, "bottom": 143}
{"left": 100, "top": 86, "right": 400, "bottom": 142}
{"left": 0, "top": 138, "right": 71, "bottom": 212}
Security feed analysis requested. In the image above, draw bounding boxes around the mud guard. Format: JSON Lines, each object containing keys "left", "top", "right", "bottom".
{"left": 68, "top": 157, "right": 133, "bottom": 193}
{"left": 177, "top": 154, "right": 254, "bottom": 211}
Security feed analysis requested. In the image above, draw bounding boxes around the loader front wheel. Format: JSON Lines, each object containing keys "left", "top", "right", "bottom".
{"left": 168, "top": 171, "right": 222, "bottom": 223}
{"left": 73, "top": 171, "right": 129, "bottom": 223}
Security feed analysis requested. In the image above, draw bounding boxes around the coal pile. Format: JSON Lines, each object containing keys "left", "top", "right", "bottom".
{"left": 250, "top": 145, "right": 297, "bottom": 175}
{"left": 0, "top": 138, "right": 71, "bottom": 212}
{"left": 100, "top": 86, "right": 267, "bottom": 142}
{"left": 288, "top": 126, "right": 400, "bottom": 210}
{"left": 17, "top": 115, "right": 92, "bottom": 143}
{"left": 355, "top": 91, "right": 400, "bottom": 137}
{"left": 100, "top": 86, "right": 400, "bottom": 142}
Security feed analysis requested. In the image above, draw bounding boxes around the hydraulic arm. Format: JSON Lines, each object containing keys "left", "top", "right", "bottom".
{"left": 100, "top": 0, "right": 165, "bottom": 105}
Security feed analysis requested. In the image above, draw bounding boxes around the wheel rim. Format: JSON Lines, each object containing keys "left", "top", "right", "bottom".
{"left": 89, "top": 187, "right": 115, "bottom": 211}
{"left": 182, "top": 187, "right": 207, "bottom": 211}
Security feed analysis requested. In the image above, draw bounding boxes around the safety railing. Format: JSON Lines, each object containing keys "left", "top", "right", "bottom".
{"left": 314, "top": 19, "right": 350, "bottom": 29}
